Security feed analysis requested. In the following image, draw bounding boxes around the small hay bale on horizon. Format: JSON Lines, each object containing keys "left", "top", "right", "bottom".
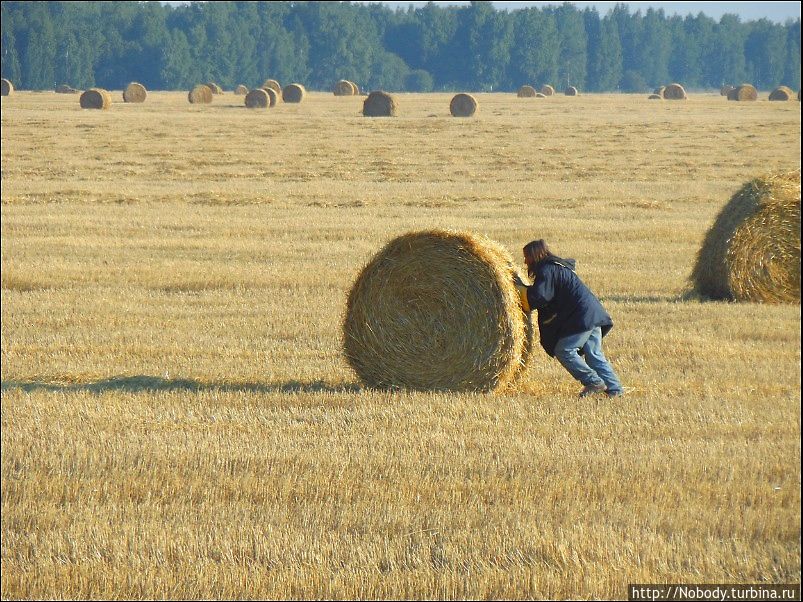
{"left": 517, "top": 85, "right": 537, "bottom": 98}
{"left": 663, "top": 83, "right": 687, "bottom": 100}
{"left": 188, "top": 85, "right": 213, "bottom": 104}
{"left": 1, "top": 79, "right": 13, "bottom": 96}
{"left": 690, "top": 171, "right": 801, "bottom": 304}
{"left": 56, "top": 84, "right": 80, "bottom": 94}
{"left": 122, "top": 82, "right": 147, "bottom": 103}
{"left": 363, "top": 91, "right": 397, "bottom": 117}
{"left": 245, "top": 88, "right": 270, "bottom": 109}
{"left": 334, "top": 80, "right": 356, "bottom": 96}
{"left": 769, "top": 86, "right": 794, "bottom": 101}
{"left": 234, "top": 84, "right": 248, "bottom": 95}
{"left": 283, "top": 83, "right": 306, "bottom": 103}
{"left": 564, "top": 86, "right": 579, "bottom": 96}
{"left": 343, "top": 229, "right": 531, "bottom": 392}
{"left": 540, "top": 84, "right": 555, "bottom": 96}
{"left": 80, "top": 88, "right": 111, "bottom": 109}
{"left": 727, "top": 84, "right": 758, "bottom": 101}
{"left": 450, "top": 93, "right": 478, "bottom": 117}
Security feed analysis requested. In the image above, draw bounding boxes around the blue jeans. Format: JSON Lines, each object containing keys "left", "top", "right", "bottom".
{"left": 554, "top": 327, "right": 623, "bottom": 394}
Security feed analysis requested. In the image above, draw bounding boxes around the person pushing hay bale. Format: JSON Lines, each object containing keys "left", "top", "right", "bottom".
{"left": 123, "top": 82, "right": 147, "bottom": 103}
{"left": 363, "top": 91, "right": 397, "bottom": 116}
{"left": 80, "top": 88, "right": 111, "bottom": 109}
{"left": 690, "top": 171, "right": 801, "bottom": 304}
{"left": 450, "top": 93, "right": 478, "bottom": 117}
{"left": 343, "top": 230, "right": 531, "bottom": 392}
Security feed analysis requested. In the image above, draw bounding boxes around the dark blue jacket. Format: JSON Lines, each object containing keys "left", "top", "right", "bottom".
{"left": 526, "top": 255, "right": 613, "bottom": 356}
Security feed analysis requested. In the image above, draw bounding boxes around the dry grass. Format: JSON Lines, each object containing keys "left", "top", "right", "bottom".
{"left": 1, "top": 90, "right": 800, "bottom": 600}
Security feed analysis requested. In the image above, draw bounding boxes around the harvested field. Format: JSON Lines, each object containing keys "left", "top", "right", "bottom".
{"left": 1, "top": 91, "right": 800, "bottom": 601}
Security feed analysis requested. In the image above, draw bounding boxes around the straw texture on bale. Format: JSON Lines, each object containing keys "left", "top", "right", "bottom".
{"left": 363, "top": 91, "right": 398, "bottom": 117}
{"left": 564, "top": 86, "right": 579, "bottom": 96}
{"left": 691, "top": 171, "right": 801, "bottom": 304}
{"left": 262, "top": 87, "right": 278, "bottom": 107}
{"left": 188, "top": 85, "right": 213, "bottom": 104}
{"left": 55, "top": 84, "right": 80, "bottom": 94}
{"left": 80, "top": 88, "right": 111, "bottom": 109}
{"left": 768, "top": 86, "right": 794, "bottom": 101}
{"left": 122, "top": 82, "right": 147, "bottom": 103}
{"left": 262, "top": 79, "right": 282, "bottom": 99}
{"left": 283, "top": 83, "right": 305, "bottom": 103}
{"left": 540, "top": 84, "right": 555, "bottom": 96}
{"left": 1, "top": 79, "right": 13, "bottom": 96}
{"left": 343, "top": 230, "right": 532, "bottom": 392}
{"left": 245, "top": 88, "right": 270, "bottom": 109}
{"left": 205, "top": 82, "right": 223, "bottom": 94}
{"left": 720, "top": 85, "right": 735, "bottom": 96}
{"left": 727, "top": 84, "right": 758, "bottom": 101}
{"left": 450, "top": 93, "right": 478, "bottom": 117}
{"left": 234, "top": 84, "right": 248, "bottom": 95}
{"left": 663, "top": 83, "right": 687, "bottom": 100}
{"left": 334, "top": 80, "right": 356, "bottom": 96}
{"left": 517, "top": 85, "right": 537, "bottom": 98}
{"left": 654, "top": 86, "right": 666, "bottom": 97}
{"left": 648, "top": 94, "right": 663, "bottom": 100}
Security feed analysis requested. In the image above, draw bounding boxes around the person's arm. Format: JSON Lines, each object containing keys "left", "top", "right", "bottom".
{"left": 527, "top": 267, "right": 555, "bottom": 310}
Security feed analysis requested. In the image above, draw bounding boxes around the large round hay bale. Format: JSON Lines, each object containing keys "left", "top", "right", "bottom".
{"left": 363, "top": 91, "right": 397, "bottom": 117}
{"left": 663, "top": 83, "right": 687, "bottom": 100}
{"left": 55, "top": 84, "right": 80, "bottom": 94}
{"left": 564, "top": 86, "right": 579, "bottom": 96}
{"left": 283, "top": 83, "right": 305, "bottom": 103}
{"left": 691, "top": 171, "right": 800, "bottom": 304}
{"left": 540, "top": 84, "right": 555, "bottom": 96}
{"left": 123, "top": 82, "right": 147, "bottom": 103}
{"left": 517, "top": 85, "right": 537, "bottom": 98}
{"left": 262, "top": 79, "right": 282, "bottom": 99}
{"left": 245, "top": 88, "right": 270, "bottom": 109}
{"left": 205, "top": 82, "right": 223, "bottom": 94}
{"left": 727, "top": 84, "right": 758, "bottom": 101}
{"left": 1, "top": 79, "right": 13, "bottom": 96}
{"left": 648, "top": 94, "right": 663, "bottom": 100}
{"left": 334, "top": 80, "right": 355, "bottom": 96}
{"left": 720, "top": 85, "right": 735, "bottom": 96}
{"left": 261, "top": 87, "right": 278, "bottom": 107}
{"left": 234, "top": 84, "right": 248, "bottom": 95}
{"left": 768, "top": 86, "right": 794, "bottom": 101}
{"left": 343, "top": 229, "right": 531, "bottom": 391}
{"left": 188, "top": 85, "right": 213, "bottom": 104}
{"left": 80, "top": 88, "right": 111, "bottom": 109}
{"left": 450, "top": 93, "right": 478, "bottom": 117}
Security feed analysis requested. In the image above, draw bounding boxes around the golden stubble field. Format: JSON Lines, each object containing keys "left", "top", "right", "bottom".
{"left": 1, "top": 90, "right": 800, "bottom": 600}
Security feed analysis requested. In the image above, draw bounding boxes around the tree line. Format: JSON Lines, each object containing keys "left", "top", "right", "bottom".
{"left": 1, "top": 1, "right": 800, "bottom": 93}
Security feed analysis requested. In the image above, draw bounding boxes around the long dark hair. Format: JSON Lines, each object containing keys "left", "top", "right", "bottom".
{"left": 523, "top": 239, "right": 552, "bottom": 278}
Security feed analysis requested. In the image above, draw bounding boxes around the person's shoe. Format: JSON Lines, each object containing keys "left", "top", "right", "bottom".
{"left": 579, "top": 383, "right": 607, "bottom": 397}
{"left": 605, "top": 389, "right": 625, "bottom": 398}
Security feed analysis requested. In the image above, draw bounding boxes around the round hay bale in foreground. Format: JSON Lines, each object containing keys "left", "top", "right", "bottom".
{"left": 648, "top": 94, "right": 663, "bottom": 100}
{"left": 564, "top": 86, "right": 579, "bottom": 96}
{"left": 540, "top": 84, "right": 555, "bottom": 96}
{"left": 123, "top": 82, "right": 147, "bottom": 103}
{"left": 450, "top": 93, "right": 478, "bottom": 117}
{"left": 1, "top": 79, "right": 13, "bottom": 96}
{"left": 80, "top": 88, "right": 111, "bottom": 109}
{"left": 727, "top": 84, "right": 757, "bottom": 101}
{"left": 205, "top": 82, "right": 223, "bottom": 94}
{"left": 234, "top": 84, "right": 248, "bottom": 95}
{"left": 363, "top": 91, "right": 397, "bottom": 117}
{"left": 691, "top": 171, "right": 800, "bottom": 304}
{"left": 334, "top": 80, "right": 355, "bottom": 96}
{"left": 517, "top": 85, "right": 537, "bottom": 98}
{"left": 262, "top": 87, "right": 278, "bottom": 107}
{"left": 663, "top": 83, "right": 687, "bottom": 100}
{"left": 343, "top": 230, "right": 531, "bottom": 391}
{"left": 769, "top": 86, "right": 794, "bottom": 101}
{"left": 282, "top": 83, "right": 305, "bottom": 103}
{"left": 188, "top": 85, "right": 213, "bottom": 104}
{"left": 720, "top": 85, "right": 735, "bottom": 96}
{"left": 245, "top": 88, "right": 269, "bottom": 109}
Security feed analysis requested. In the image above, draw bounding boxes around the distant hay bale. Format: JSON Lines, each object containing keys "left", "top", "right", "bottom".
{"left": 343, "top": 229, "right": 531, "bottom": 392}
{"left": 123, "top": 82, "right": 147, "bottom": 103}
{"left": 282, "top": 83, "right": 305, "bottom": 103}
{"left": 727, "top": 84, "right": 758, "bottom": 101}
{"left": 564, "top": 86, "right": 579, "bottom": 96}
{"left": 654, "top": 86, "right": 666, "bottom": 97}
{"left": 55, "top": 84, "right": 80, "bottom": 94}
{"left": 262, "top": 87, "right": 278, "bottom": 107}
{"left": 188, "top": 85, "right": 213, "bottom": 104}
{"left": 80, "top": 88, "right": 111, "bottom": 109}
{"left": 205, "top": 82, "right": 223, "bottom": 94}
{"left": 540, "top": 84, "right": 555, "bottom": 96}
{"left": 517, "top": 85, "right": 537, "bottom": 98}
{"left": 534, "top": 93, "right": 546, "bottom": 98}
{"left": 363, "top": 91, "right": 397, "bottom": 117}
{"left": 245, "top": 88, "right": 270, "bottom": 109}
{"left": 234, "top": 84, "right": 248, "bottom": 95}
{"left": 769, "top": 86, "right": 794, "bottom": 101}
{"left": 334, "top": 80, "right": 355, "bottom": 96}
{"left": 450, "top": 93, "right": 478, "bottom": 117}
{"left": 1, "top": 79, "right": 13, "bottom": 96}
{"left": 351, "top": 81, "right": 361, "bottom": 95}
{"left": 691, "top": 171, "right": 801, "bottom": 304}
{"left": 262, "top": 79, "right": 282, "bottom": 100}
{"left": 663, "top": 83, "right": 687, "bottom": 100}
{"left": 648, "top": 94, "right": 663, "bottom": 100}
{"left": 720, "top": 85, "right": 735, "bottom": 96}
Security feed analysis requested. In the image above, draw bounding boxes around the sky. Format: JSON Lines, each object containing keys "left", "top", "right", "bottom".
{"left": 355, "top": 1, "right": 801, "bottom": 23}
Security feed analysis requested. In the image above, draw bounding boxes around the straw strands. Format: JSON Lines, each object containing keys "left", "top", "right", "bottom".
{"left": 449, "top": 93, "right": 478, "bottom": 117}
{"left": 282, "top": 83, "right": 306, "bottom": 103}
{"left": 79, "top": 88, "right": 111, "bottom": 109}
{"left": 691, "top": 171, "right": 801, "bottom": 304}
{"left": 363, "top": 91, "right": 397, "bottom": 116}
{"left": 1, "top": 79, "right": 13, "bottom": 96}
{"left": 122, "top": 82, "right": 147, "bottom": 103}
{"left": 244, "top": 88, "right": 269, "bottom": 109}
{"left": 727, "top": 84, "right": 758, "bottom": 101}
{"left": 517, "top": 85, "right": 537, "bottom": 98}
{"left": 188, "top": 85, "right": 213, "bottom": 104}
{"left": 343, "top": 229, "right": 531, "bottom": 392}
{"left": 769, "top": 86, "right": 794, "bottom": 101}
{"left": 663, "top": 83, "right": 687, "bottom": 100}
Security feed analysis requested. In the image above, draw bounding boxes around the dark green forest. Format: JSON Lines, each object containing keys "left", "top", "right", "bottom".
{"left": 1, "top": 1, "right": 800, "bottom": 92}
